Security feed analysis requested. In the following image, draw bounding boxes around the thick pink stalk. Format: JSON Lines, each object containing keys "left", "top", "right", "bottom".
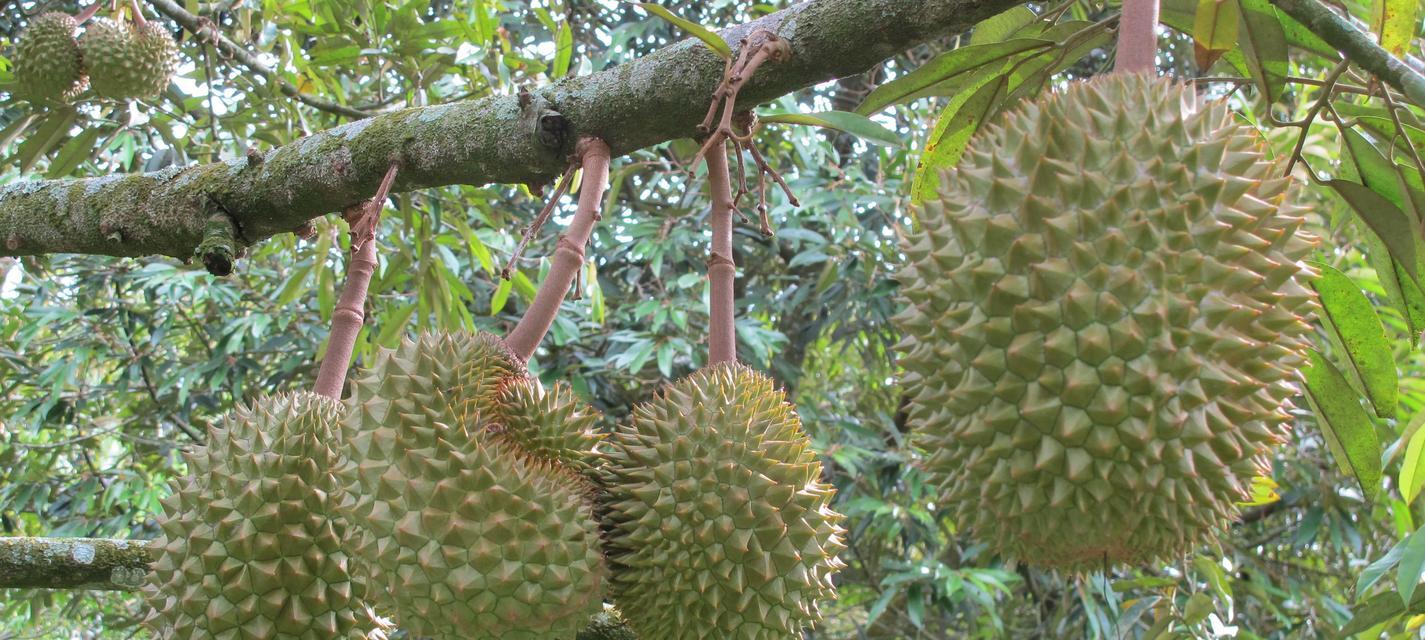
{"left": 313, "top": 163, "right": 398, "bottom": 399}
{"left": 706, "top": 140, "right": 737, "bottom": 365}
{"left": 504, "top": 138, "right": 611, "bottom": 361}
{"left": 1114, "top": 0, "right": 1160, "bottom": 74}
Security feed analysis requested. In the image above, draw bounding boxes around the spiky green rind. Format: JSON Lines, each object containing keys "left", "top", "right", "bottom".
{"left": 893, "top": 74, "right": 1319, "bottom": 571}
{"left": 81, "top": 18, "right": 174, "bottom": 99}
{"left": 143, "top": 392, "right": 384, "bottom": 639}
{"left": 13, "top": 12, "right": 86, "bottom": 102}
{"left": 601, "top": 363, "right": 846, "bottom": 640}
{"left": 491, "top": 379, "right": 605, "bottom": 474}
{"left": 132, "top": 22, "right": 179, "bottom": 97}
{"left": 340, "top": 332, "right": 606, "bottom": 639}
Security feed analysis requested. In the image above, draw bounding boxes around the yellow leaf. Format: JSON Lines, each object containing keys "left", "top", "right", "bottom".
{"left": 1193, "top": 0, "right": 1241, "bottom": 70}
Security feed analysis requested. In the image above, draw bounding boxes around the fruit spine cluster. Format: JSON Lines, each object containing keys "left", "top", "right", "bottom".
{"left": 13, "top": 11, "right": 177, "bottom": 103}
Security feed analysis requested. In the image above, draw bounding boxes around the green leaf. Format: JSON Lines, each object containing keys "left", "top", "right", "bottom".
{"left": 970, "top": 6, "right": 1037, "bottom": 44}
{"left": 1234, "top": 0, "right": 1289, "bottom": 104}
{"left": 1360, "top": 222, "right": 1425, "bottom": 345}
{"left": 1301, "top": 349, "right": 1383, "bottom": 501}
{"left": 374, "top": 302, "right": 417, "bottom": 347}
{"left": 15, "top": 107, "right": 76, "bottom": 174}
{"left": 1183, "top": 592, "right": 1214, "bottom": 625}
{"left": 1193, "top": 0, "right": 1240, "bottom": 70}
{"left": 856, "top": 39, "right": 1050, "bottom": 115}
{"left": 635, "top": 3, "right": 731, "bottom": 59}
{"left": 44, "top": 126, "right": 102, "bottom": 179}
{"left": 274, "top": 264, "right": 314, "bottom": 307}
{"left": 1401, "top": 416, "right": 1425, "bottom": 504}
{"left": 553, "top": 21, "right": 574, "bottom": 77}
{"left": 1308, "top": 261, "right": 1398, "bottom": 419}
{"left": 1358, "top": 536, "right": 1409, "bottom": 599}
{"left": 1401, "top": 527, "right": 1425, "bottom": 607}
{"left": 1339, "top": 587, "right": 1425, "bottom": 637}
{"left": 490, "top": 278, "right": 513, "bottom": 315}
{"left": 1328, "top": 179, "right": 1421, "bottom": 282}
{"left": 1370, "top": 0, "right": 1421, "bottom": 58}
{"left": 910, "top": 68, "right": 1011, "bottom": 203}
{"left": 758, "top": 111, "right": 900, "bottom": 147}
{"left": 1341, "top": 126, "right": 1414, "bottom": 220}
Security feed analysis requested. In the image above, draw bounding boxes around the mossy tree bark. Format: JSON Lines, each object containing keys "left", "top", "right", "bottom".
{"left": 0, "top": 0, "right": 1019, "bottom": 261}
{"left": 0, "top": 537, "right": 153, "bottom": 591}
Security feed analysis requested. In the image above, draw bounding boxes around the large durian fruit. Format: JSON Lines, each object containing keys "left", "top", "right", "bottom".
{"left": 144, "top": 392, "right": 387, "bottom": 638}
{"left": 894, "top": 73, "right": 1319, "bottom": 570}
{"left": 339, "top": 331, "right": 607, "bottom": 639}
{"left": 600, "top": 363, "right": 846, "bottom": 639}
{"left": 80, "top": 17, "right": 177, "bottom": 100}
{"left": 12, "top": 12, "right": 86, "bottom": 102}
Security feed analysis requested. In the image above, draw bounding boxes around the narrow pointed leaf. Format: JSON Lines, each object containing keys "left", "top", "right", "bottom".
{"left": 1402, "top": 419, "right": 1425, "bottom": 504}
{"left": 1234, "top": 0, "right": 1288, "bottom": 104}
{"left": 1328, "top": 179, "right": 1421, "bottom": 282}
{"left": 1400, "top": 527, "right": 1425, "bottom": 607}
{"left": 856, "top": 39, "right": 1050, "bottom": 115}
{"left": 636, "top": 3, "right": 731, "bottom": 59}
{"left": 759, "top": 110, "right": 900, "bottom": 147}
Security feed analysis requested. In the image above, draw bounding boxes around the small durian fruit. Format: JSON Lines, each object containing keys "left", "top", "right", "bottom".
{"left": 81, "top": 17, "right": 176, "bottom": 100}
{"left": 893, "top": 73, "right": 1319, "bottom": 570}
{"left": 340, "top": 331, "right": 607, "bottom": 639}
{"left": 487, "top": 378, "right": 605, "bottom": 475}
{"left": 600, "top": 363, "right": 847, "bottom": 640}
{"left": 131, "top": 22, "right": 178, "bottom": 96}
{"left": 143, "top": 392, "right": 387, "bottom": 639}
{"left": 13, "top": 12, "right": 86, "bottom": 102}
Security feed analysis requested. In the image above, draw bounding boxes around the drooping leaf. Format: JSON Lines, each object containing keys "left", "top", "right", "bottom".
{"left": 1193, "top": 0, "right": 1240, "bottom": 69}
{"left": 1328, "top": 179, "right": 1421, "bottom": 282}
{"left": 1360, "top": 224, "right": 1425, "bottom": 345}
{"left": 1234, "top": 0, "right": 1289, "bottom": 104}
{"left": 635, "top": 3, "right": 731, "bottom": 59}
{"left": 1301, "top": 349, "right": 1383, "bottom": 501}
{"left": 1309, "top": 261, "right": 1398, "bottom": 418}
{"left": 910, "top": 67, "right": 1013, "bottom": 202}
{"left": 970, "top": 6, "right": 1037, "bottom": 44}
{"left": 553, "top": 21, "right": 574, "bottom": 77}
{"left": 856, "top": 39, "right": 1051, "bottom": 115}
{"left": 758, "top": 110, "right": 901, "bottom": 147}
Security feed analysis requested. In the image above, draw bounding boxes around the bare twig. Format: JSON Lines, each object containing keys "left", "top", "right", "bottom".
{"left": 311, "top": 162, "right": 398, "bottom": 399}
{"left": 503, "top": 163, "right": 577, "bottom": 280}
{"left": 1284, "top": 58, "right": 1351, "bottom": 177}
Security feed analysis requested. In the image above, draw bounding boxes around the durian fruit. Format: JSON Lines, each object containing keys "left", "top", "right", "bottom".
{"left": 12, "top": 12, "right": 86, "bottom": 102}
{"left": 143, "top": 392, "right": 386, "bottom": 639}
{"left": 80, "top": 18, "right": 177, "bottom": 99}
{"left": 489, "top": 378, "right": 605, "bottom": 475}
{"left": 893, "top": 73, "right": 1319, "bottom": 570}
{"left": 600, "top": 363, "right": 846, "bottom": 640}
{"left": 340, "top": 331, "right": 607, "bottom": 639}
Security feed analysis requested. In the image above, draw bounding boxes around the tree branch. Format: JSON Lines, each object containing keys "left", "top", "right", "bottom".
{"left": 0, "top": 537, "right": 153, "bottom": 590}
{"left": 0, "top": 0, "right": 1019, "bottom": 261}
{"left": 145, "top": 0, "right": 372, "bottom": 120}
{"left": 706, "top": 139, "right": 737, "bottom": 365}
{"left": 1268, "top": 0, "right": 1425, "bottom": 107}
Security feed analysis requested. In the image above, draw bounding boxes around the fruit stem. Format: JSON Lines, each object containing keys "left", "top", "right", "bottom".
{"left": 504, "top": 137, "right": 611, "bottom": 362}
{"left": 1113, "top": 0, "right": 1159, "bottom": 74}
{"left": 706, "top": 138, "right": 737, "bottom": 365}
{"left": 75, "top": 2, "right": 104, "bottom": 23}
{"left": 128, "top": 0, "right": 147, "bottom": 27}
{"left": 313, "top": 162, "right": 399, "bottom": 400}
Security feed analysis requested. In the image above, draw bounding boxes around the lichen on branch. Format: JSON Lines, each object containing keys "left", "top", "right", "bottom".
{"left": 0, "top": 0, "right": 1019, "bottom": 261}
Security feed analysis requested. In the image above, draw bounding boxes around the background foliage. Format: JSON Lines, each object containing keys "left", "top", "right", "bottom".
{"left": 0, "top": 0, "right": 1423, "bottom": 637}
